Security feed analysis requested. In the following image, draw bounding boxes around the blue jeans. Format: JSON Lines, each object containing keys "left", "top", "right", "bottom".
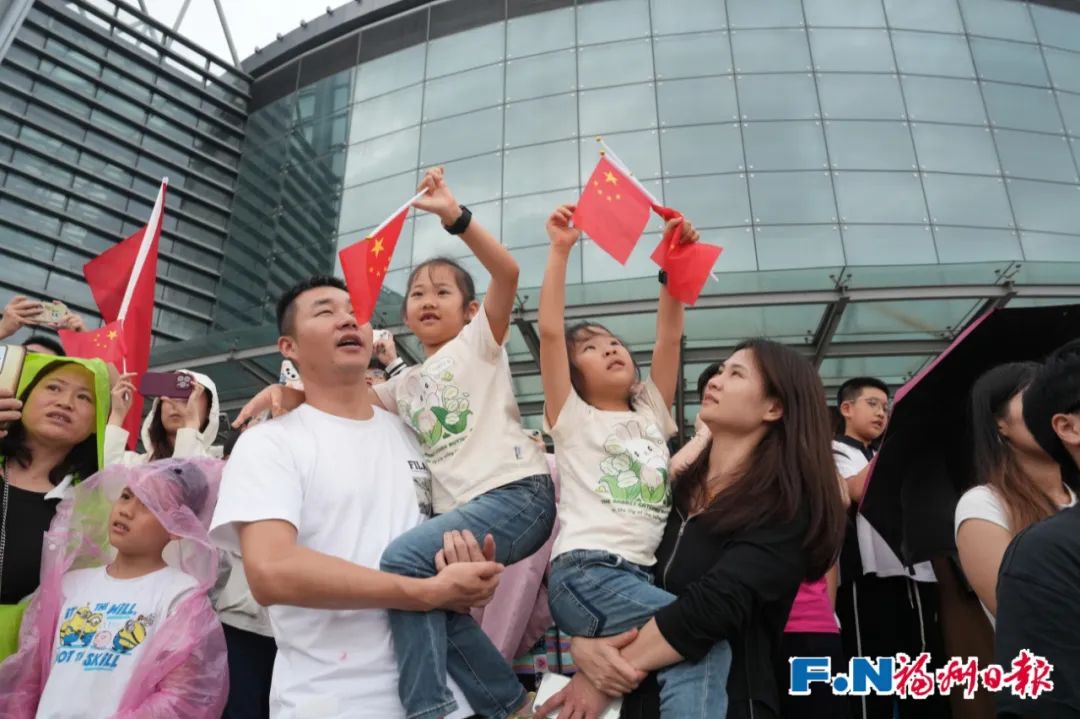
{"left": 548, "top": 549, "right": 731, "bottom": 719}
{"left": 380, "top": 474, "right": 556, "bottom": 719}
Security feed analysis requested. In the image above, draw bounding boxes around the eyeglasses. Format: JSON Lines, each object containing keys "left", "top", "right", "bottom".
{"left": 860, "top": 397, "right": 891, "bottom": 413}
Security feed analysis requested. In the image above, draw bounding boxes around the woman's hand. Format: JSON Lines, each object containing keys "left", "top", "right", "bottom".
{"left": 413, "top": 166, "right": 460, "bottom": 225}
{"left": 0, "top": 389, "right": 22, "bottom": 440}
{"left": 536, "top": 673, "right": 615, "bottom": 719}
{"left": 663, "top": 216, "right": 700, "bottom": 247}
{"left": 546, "top": 205, "right": 581, "bottom": 254}
{"left": 179, "top": 380, "right": 206, "bottom": 430}
{"left": 108, "top": 372, "right": 137, "bottom": 427}
{"left": 373, "top": 332, "right": 399, "bottom": 366}
{"left": 0, "top": 295, "right": 42, "bottom": 339}
{"left": 56, "top": 307, "right": 86, "bottom": 332}
{"left": 570, "top": 632, "right": 647, "bottom": 696}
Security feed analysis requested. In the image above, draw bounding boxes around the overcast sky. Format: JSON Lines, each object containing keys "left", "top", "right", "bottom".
{"left": 145, "top": 0, "right": 334, "bottom": 64}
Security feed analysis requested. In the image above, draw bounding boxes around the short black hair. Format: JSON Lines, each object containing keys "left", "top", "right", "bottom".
{"left": 1023, "top": 339, "right": 1080, "bottom": 468}
{"left": 276, "top": 275, "right": 348, "bottom": 335}
{"left": 836, "top": 377, "right": 890, "bottom": 407}
{"left": 401, "top": 257, "right": 476, "bottom": 320}
{"left": 22, "top": 335, "right": 65, "bottom": 356}
{"left": 696, "top": 362, "right": 722, "bottom": 398}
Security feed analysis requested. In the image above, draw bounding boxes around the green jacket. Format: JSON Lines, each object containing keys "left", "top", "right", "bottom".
{"left": 0, "top": 353, "right": 111, "bottom": 659}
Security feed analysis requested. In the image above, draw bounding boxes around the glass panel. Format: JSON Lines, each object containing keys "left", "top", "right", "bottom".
{"left": 350, "top": 85, "right": 422, "bottom": 142}
{"left": 1030, "top": 4, "right": 1080, "bottom": 53}
{"left": 818, "top": 74, "right": 904, "bottom": 120}
{"left": 835, "top": 299, "right": 977, "bottom": 342}
{"left": 810, "top": 28, "right": 895, "bottom": 72}
{"left": 804, "top": 0, "right": 886, "bottom": 28}
{"left": 982, "top": 82, "right": 1064, "bottom": 133}
{"left": 958, "top": 0, "right": 1036, "bottom": 43}
{"left": 517, "top": 242, "right": 584, "bottom": 288}
{"left": 650, "top": 0, "right": 727, "bottom": 35}
{"left": 337, "top": 171, "right": 417, "bottom": 235}
{"left": 425, "top": 23, "right": 505, "bottom": 78}
{"left": 923, "top": 174, "right": 1013, "bottom": 227}
{"left": 353, "top": 45, "right": 426, "bottom": 103}
{"left": 653, "top": 31, "right": 731, "bottom": 80}
{"left": 744, "top": 121, "right": 827, "bottom": 171}
{"left": 1007, "top": 178, "right": 1080, "bottom": 234}
{"left": 933, "top": 226, "right": 1022, "bottom": 262}
{"left": 1020, "top": 232, "right": 1080, "bottom": 261}
{"left": 701, "top": 227, "right": 757, "bottom": 271}
{"left": 754, "top": 224, "right": 844, "bottom": 270}
{"left": 579, "top": 83, "right": 657, "bottom": 135}
{"left": 971, "top": 38, "right": 1050, "bottom": 87}
{"left": 664, "top": 173, "right": 750, "bottom": 227}
{"left": 834, "top": 171, "right": 929, "bottom": 224}
{"left": 738, "top": 73, "right": 820, "bottom": 121}
{"left": 892, "top": 30, "right": 975, "bottom": 79}
{"left": 658, "top": 76, "right": 738, "bottom": 126}
{"left": 413, "top": 199, "right": 501, "bottom": 261}
{"left": 727, "top": 0, "right": 804, "bottom": 29}
{"left": 661, "top": 124, "right": 743, "bottom": 176}
{"left": 994, "top": 129, "right": 1078, "bottom": 183}
{"left": 423, "top": 64, "right": 504, "bottom": 122}
{"left": 1059, "top": 91, "right": 1080, "bottom": 137}
{"left": 420, "top": 107, "right": 504, "bottom": 165}
{"left": 902, "top": 76, "right": 987, "bottom": 125}
{"left": 884, "top": 0, "right": 964, "bottom": 33}
{"left": 507, "top": 7, "right": 575, "bottom": 58}
{"left": 506, "top": 49, "right": 577, "bottom": 102}
{"left": 580, "top": 129, "right": 662, "bottom": 186}
{"left": 750, "top": 171, "right": 836, "bottom": 224}
{"left": 577, "top": 0, "right": 650, "bottom": 45}
{"left": 731, "top": 29, "right": 811, "bottom": 73}
{"left": 578, "top": 38, "right": 655, "bottom": 89}
{"left": 502, "top": 188, "right": 580, "bottom": 247}
{"left": 504, "top": 139, "right": 578, "bottom": 196}
{"left": 842, "top": 225, "right": 938, "bottom": 265}
{"left": 912, "top": 123, "right": 1000, "bottom": 175}
{"left": 1044, "top": 48, "right": 1080, "bottom": 94}
{"left": 440, "top": 152, "right": 503, "bottom": 204}
{"left": 825, "top": 121, "right": 916, "bottom": 171}
{"left": 505, "top": 93, "right": 578, "bottom": 148}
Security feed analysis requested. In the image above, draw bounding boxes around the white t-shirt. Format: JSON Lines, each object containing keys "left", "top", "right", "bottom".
{"left": 833, "top": 441, "right": 937, "bottom": 583}
{"left": 954, "top": 483, "right": 1078, "bottom": 627}
{"left": 209, "top": 405, "right": 472, "bottom": 719}
{"left": 36, "top": 566, "right": 198, "bottom": 719}
{"left": 547, "top": 380, "right": 678, "bottom": 567}
{"left": 374, "top": 305, "right": 548, "bottom": 514}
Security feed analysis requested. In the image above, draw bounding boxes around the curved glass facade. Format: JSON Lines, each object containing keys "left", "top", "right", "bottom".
{"left": 199, "top": 0, "right": 1080, "bottom": 426}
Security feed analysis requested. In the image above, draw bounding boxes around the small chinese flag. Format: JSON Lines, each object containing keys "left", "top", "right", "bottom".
{"left": 649, "top": 208, "right": 723, "bottom": 306}
{"left": 339, "top": 205, "right": 409, "bottom": 325}
{"left": 59, "top": 320, "right": 126, "bottom": 367}
{"left": 572, "top": 155, "right": 654, "bottom": 264}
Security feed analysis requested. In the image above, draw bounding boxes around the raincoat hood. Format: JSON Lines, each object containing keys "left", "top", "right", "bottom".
{"left": 140, "top": 371, "right": 222, "bottom": 458}
{"left": 0, "top": 458, "right": 228, "bottom": 718}
{"left": 14, "top": 353, "right": 111, "bottom": 472}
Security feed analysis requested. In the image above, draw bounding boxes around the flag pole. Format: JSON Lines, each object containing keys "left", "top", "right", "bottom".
{"left": 117, "top": 178, "right": 167, "bottom": 323}
{"left": 369, "top": 189, "right": 429, "bottom": 239}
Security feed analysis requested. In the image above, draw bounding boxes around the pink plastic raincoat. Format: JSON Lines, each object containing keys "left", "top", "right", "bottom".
{"left": 0, "top": 458, "right": 228, "bottom": 718}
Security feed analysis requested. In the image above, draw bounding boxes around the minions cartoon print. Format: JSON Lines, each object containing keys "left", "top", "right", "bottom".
{"left": 53, "top": 601, "right": 159, "bottom": 671}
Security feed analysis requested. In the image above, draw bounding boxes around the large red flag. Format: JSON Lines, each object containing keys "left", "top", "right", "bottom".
{"left": 59, "top": 320, "right": 126, "bottom": 367}
{"left": 649, "top": 208, "right": 723, "bottom": 306}
{"left": 82, "top": 180, "right": 166, "bottom": 447}
{"left": 339, "top": 204, "right": 409, "bottom": 325}
{"left": 572, "top": 155, "right": 654, "bottom": 264}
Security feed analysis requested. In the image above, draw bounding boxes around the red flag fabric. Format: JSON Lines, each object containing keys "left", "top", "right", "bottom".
{"left": 572, "top": 155, "right": 653, "bottom": 264}
{"left": 339, "top": 205, "right": 409, "bottom": 325}
{"left": 649, "top": 208, "right": 723, "bottom": 306}
{"left": 59, "top": 320, "right": 126, "bottom": 367}
{"left": 82, "top": 182, "right": 166, "bottom": 448}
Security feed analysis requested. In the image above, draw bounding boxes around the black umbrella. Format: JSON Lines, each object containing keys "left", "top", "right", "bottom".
{"left": 860, "top": 303, "right": 1080, "bottom": 566}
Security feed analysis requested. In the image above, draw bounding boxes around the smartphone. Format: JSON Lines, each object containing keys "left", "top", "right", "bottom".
{"left": 279, "top": 359, "right": 302, "bottom": 388}
{"left": 33, "top": 301, "right": 66, "bottom": 326}
{"left": 0, "top": 345, "right": 27, "bottom": 396}
{"left": 139, "top": 371, "right": 194, "bottom": 399}
{"left": 374, "top": 329, "right": 392, "bottom": 344}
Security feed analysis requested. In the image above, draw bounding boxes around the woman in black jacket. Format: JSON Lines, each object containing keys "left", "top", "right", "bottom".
{"left": 538, "top": 339, "right": 846, "bottom": 719}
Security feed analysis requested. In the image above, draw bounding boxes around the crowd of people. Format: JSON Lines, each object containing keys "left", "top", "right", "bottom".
{"left": 0, "top": 167, "right": 1076, "bottom": 719}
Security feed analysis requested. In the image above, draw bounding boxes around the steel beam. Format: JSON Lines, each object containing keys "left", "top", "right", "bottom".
{"left": 810, "top": 296, "right": 851, "bottom": 368}
{"left": 515, "top": 316, "right": 543, "bottom": 366}
{"left": 237, "top": 359, "right": 277, "bottom": 385}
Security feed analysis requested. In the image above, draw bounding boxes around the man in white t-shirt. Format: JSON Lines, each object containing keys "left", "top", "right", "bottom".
{"left": 832, "top": 377, "right": 946, "bottom": 719}
{"left": 210, "top": 276, "right": 502, "bottom": 719}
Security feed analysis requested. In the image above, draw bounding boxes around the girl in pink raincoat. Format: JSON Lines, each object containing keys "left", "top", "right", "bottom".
{"left": 0, "top": 457, "right": 228, "bottom": 718}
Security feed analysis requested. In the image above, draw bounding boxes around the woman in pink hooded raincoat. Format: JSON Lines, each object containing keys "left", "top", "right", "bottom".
{"left": 0, "top": 457, "right": 228, "bottom": 718}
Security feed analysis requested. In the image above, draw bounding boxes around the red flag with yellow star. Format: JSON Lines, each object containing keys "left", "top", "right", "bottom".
{"left": 572, "top": 155, "right": 653, "bottom": 264}
{"left": 58, "top": 320, "right": 127, "bottom": 367}
{"left": 649, "top": 207, "right": 723, "bottom": 306}
{"left": 339, "top": 205, "right": 409, "bottom": 325}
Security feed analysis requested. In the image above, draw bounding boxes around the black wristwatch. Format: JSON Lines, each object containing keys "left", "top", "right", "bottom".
{"left": 443, "top": 205, "right": 472, "bottom": 235}
{"left": 658, "top": 269, "right": 668, "bottom": 285}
